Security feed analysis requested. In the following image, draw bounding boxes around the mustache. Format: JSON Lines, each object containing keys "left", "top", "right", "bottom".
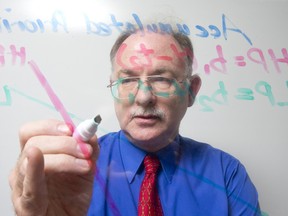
{"left": 131, "top": 107, "right": 165, "bottom": 119}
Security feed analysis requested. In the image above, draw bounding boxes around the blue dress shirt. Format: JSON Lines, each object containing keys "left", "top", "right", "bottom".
{"left": 88, "top": 131, "right": 260, "bottom": 216}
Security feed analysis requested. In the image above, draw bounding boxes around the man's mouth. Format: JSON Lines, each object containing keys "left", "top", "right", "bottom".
{"left": 134, "top": 115, "right": 160, "bottom": 119}
{"left": 132, "top": 114, "right": 161, "bottom": 125}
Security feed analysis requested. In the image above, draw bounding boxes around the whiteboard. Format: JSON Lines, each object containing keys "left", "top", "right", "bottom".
{"left": 1, "top": 0, "right": 287, "bottom": 215}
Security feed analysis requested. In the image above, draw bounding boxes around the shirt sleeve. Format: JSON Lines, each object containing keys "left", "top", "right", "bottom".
{"left": 224, "top": 156, "right": 262, "bottom": 216}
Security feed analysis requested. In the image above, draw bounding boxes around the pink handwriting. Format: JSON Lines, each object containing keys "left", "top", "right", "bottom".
{"left": 201, "top": 45, "right": 288, "bottom": 74}
{"left": 115, "top": 42, "right": 193, "bottom": 71}
{"left": 114, "top": 42, "right": 287, "bottom": 74}
{"left": 0, "top": 44, "right": 26, "bottom": 66}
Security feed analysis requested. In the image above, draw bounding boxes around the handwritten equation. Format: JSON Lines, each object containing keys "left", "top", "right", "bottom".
{"left": 198, "top": 45, "right": 288, "bottom": 74}
{"left": 0, "top": 44, "right": 288, "bottom": 75}
{"left": 114, "top": 42, "right": 288, "bottom": 74}
{"left": 197, "top": 80, "right": 288, "bottom": 112}
{"left": 1, "top": 44, "right": 287, "bottom": 73}
{"left": 1, "top": 43, "right": 287, "bottom": 112}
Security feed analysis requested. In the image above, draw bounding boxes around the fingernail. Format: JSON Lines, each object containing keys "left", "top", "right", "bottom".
{"left": 77, "top": 144, "right": 92, "bottom": 158}
{"left": 21, "top": 157, "right": 28, "bottom": 174}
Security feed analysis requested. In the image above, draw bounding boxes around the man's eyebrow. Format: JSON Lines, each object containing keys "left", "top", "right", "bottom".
{"left": 153, "top": 68, "right": 172, "bottom": 74}
{"left": 152, "top": 68, "right": 180, "bottom": 76}
{"left": 118, "top": 69, "right": 137, "bottom": 76}
{"left": 117, "top": 68, "right": 178, "bottom": 76}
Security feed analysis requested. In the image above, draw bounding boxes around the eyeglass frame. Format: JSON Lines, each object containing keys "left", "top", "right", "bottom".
{"left": 107, "top": 75, "right": 191, "bottom": 100}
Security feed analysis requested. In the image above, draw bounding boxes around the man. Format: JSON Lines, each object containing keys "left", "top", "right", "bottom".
{"left": 9, "top": 29, "right": 260, "bottom": 215}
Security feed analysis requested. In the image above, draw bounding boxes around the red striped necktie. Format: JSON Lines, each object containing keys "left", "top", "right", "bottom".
{"left": 138, "top": 155, "right": 163, "bottom": 216}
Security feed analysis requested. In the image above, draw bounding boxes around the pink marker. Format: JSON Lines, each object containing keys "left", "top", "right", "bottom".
{"left": 28, "top": 60, "right": 101, "bottom": 158}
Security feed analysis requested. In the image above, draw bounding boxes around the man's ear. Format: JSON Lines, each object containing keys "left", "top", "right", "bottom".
{"left": 188, "top": 74, "right": 202, "bottom": 107}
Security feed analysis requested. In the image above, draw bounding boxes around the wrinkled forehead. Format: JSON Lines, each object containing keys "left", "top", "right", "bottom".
{"left": 124, "top": 32, "right": 179, "bottom": 52}
{"left": 112, "top": 32, "right": 187, "bottom": 77}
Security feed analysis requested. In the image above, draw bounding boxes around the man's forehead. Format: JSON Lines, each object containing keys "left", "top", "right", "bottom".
{"left": 123, "top": 32, "right": 177, "bottom": 50}
{"left": 111, "top": 31, "right": 188, "bottom": 78}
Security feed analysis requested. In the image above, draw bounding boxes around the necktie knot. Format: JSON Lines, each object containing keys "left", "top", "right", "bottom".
{"left": 144, "top": 155, "right": 160, "bottom": 174}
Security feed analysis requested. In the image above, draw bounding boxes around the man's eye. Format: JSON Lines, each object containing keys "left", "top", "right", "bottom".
{"left": 152, "top": 77, "right": 172, "bottom": 84}
{"left": 121, "top": 78, "right": 138, "bottom": 85}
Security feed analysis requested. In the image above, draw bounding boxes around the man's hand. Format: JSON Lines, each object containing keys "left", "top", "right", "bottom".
{"left": 9, "top": 119, "right": 99, "bottom": 216}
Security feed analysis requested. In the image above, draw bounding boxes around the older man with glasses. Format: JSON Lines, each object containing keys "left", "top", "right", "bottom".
{"left": 10, "top": 29, "right": 261, "bottom": 216}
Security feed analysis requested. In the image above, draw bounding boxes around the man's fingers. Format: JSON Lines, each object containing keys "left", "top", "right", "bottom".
{"left": 11, "top": 147, "right": 48, "bottom": 215}
{"left": 43, "top": 154, "right": 92, "bottom": 174}
{"left": 19, "top": 119, "right": 73, "bottom": 150}
{"left": 25, "top": 135, "right": 93, "bottom": 159}
{"left": 22, "top": 147, "right": 46, "bottom": 199}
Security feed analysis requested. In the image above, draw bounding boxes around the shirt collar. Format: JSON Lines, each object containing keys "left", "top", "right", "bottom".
{"left": 156, "top": 135, "right": 180, "bottom": 183}
{"left": 119, "top": 131, "right": 180, "bottom": 184}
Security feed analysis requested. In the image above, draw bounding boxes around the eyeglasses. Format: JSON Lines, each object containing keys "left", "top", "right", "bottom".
{"left": 107, "top": 75, "right": 189, "bottom": 100}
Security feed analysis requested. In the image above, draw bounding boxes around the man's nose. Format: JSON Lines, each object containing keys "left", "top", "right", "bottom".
{"left": 134, "top": 81, "right": 156, "bottom": 106}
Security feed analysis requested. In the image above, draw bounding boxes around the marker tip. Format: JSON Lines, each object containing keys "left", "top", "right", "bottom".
{"left": 94, "top": 115, "right": 102, "bottom": 124}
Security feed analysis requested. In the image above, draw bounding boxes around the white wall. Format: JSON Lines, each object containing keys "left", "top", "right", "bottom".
{"left": 1, "top": 0, "right": 287, "bottom": 215}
